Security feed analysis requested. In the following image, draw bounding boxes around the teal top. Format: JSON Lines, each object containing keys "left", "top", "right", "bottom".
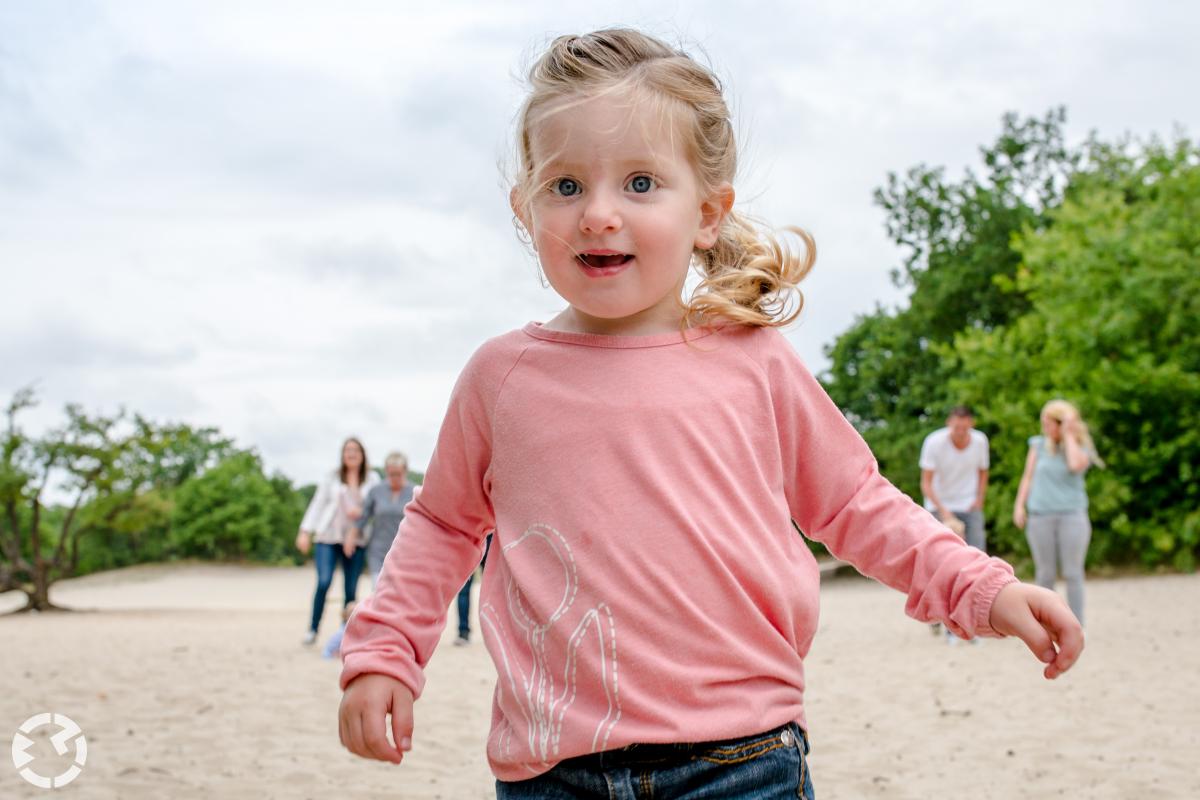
{"left": 1026, "top": 435, "right": 1089, "bottom": 514}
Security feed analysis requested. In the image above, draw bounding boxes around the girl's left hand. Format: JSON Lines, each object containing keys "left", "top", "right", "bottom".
{"left": 988, "top": 582, "right": 1084, "bottom": 679}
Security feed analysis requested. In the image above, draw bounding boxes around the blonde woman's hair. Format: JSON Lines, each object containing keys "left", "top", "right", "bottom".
{"left": 512, "top": 28, "right": 814, "bottom": 328}
{"left": 383, "top": 451, "right": 409, "bottom": 470}
{"left": 1041, "top": 399, "right": 1105, "bottom": 468}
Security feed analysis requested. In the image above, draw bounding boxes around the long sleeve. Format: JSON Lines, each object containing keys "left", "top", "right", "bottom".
{"left": 756, "top": 333, "right": 1016, "bottom": 638}
{"left": 355, "top": 491, "right": 374, "bottom": 534}
{"left": 339, "top": 339, "right": 519, "bottom": 696}
{"left": 299, "top": 475, "right": 331, "bottom": 533}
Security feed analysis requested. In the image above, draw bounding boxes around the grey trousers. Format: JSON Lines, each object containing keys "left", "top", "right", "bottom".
{"left": 1025, "top": 510, "right": 1091, "bottom": 624}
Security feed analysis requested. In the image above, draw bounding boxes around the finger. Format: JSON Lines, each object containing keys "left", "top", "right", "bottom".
{"left": 345, "top": 706, "right": 367, "bottom": 759}
{"left": 391, "top": 688, "right": 415, "bottom": 755}
{"left": 1038, "top": 605, "right": 1085, "bottom": 679}
{"left": 363, "top": 703, "right": 403, "bottom": 764}
{"left": 339, "top": 703, "right": 362, "bottom": 756}
{"left": 1005, "top": 605, "right": 1058, "bottom": 667}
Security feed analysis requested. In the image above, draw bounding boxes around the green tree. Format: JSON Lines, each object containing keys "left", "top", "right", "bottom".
{"left": 823, "top": 109, "right": 1077, "bottom": 496}
{"left": 950, "top": 136, "right": 1200, "bottom": 569}
{"left": 0, "top": 389, "right": 233, "bottom": 610}
{"left": 169, "top": 451, "right": 304, "bottom": 562}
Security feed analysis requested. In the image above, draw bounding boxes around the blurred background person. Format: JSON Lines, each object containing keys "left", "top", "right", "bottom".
{"left": 357, "top": 451, "right": 414, "bottom": 588}
{"left": 296, "top": 437, "right": 378, "bottom": 645}
{"left": 920, "top": 405, "right": 990, "bottom": 551}
{"left": 1013, "top": 399, "right": 1103, "bottom": 625}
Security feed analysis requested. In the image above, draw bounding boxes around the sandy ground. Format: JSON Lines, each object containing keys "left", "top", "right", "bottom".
{"left": 1, "top": 564, "right": 1197, "bottom": 799}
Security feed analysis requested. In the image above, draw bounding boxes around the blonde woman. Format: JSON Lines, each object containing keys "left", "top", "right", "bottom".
{"left": 1013, "top": 400, "right": 1103, "bottom": 624}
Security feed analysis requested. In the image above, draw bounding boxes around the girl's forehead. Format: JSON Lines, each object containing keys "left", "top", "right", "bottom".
{"left": 529, "top": 92, "right": 688, "bottom": 165}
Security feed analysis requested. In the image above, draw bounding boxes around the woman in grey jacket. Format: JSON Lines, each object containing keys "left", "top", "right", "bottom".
{"left": 356, "top": 451, "right": 414, "bottom": 587}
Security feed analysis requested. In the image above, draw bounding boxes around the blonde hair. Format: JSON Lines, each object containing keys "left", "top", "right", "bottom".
{"left": 1041, "top": 399, "right": 1105, "bottom": 468}
{"left": 512, "top": 28, "right": 814, "bottom": 328}
{"left": 383, "top": 451, "right": 408, "bottom": 470}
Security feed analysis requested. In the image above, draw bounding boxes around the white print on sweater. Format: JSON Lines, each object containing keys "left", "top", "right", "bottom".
{"left": 481, "top": 523, "right": 621, "bottom": 770}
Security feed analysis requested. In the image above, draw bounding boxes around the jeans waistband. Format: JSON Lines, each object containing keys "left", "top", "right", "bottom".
{"left": 557, "top": 721, "right": 804, "bottom": 769}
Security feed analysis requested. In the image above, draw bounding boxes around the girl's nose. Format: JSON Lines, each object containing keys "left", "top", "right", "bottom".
{"left": 579, "top": 190, "right": 622, "bottom": 234}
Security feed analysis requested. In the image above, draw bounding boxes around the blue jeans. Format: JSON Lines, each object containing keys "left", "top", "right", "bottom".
{"left": 457, "top": 533, "right": 492, "bottom": 639}
{"left": 457, "top": 573, "right": 473, "bottom": 638}
{"left": 309, "top": 542, "right": 365, "bottom": 633}
{"left": 495, "top": 722, "right": 814, "bottom": 799}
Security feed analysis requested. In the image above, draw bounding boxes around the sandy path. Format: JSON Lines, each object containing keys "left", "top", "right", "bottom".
{"left": 1, "top": 564, "right": 1196, "bottom": 799}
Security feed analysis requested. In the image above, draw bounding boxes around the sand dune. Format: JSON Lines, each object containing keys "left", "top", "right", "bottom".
{"left": 1, "top": 564, "right": 1197, "bottom": 799}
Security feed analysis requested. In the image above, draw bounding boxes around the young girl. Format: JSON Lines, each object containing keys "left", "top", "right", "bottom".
{"left": 338, "top": 29, "right": 1083, "bottom": 798}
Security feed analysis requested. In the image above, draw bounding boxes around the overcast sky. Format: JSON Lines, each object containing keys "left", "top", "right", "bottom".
{"left": 3, "top": 1, "right": 1197, "bottom": 485}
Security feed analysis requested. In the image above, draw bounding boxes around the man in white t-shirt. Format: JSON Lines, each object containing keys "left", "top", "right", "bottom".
{"left": 919, "top": 406, "right": 990, "bottom": 552}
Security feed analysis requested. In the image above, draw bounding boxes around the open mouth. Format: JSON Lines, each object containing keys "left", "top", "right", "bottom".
{"left": 577, "top": 253, "right": 634, "bottom": 269}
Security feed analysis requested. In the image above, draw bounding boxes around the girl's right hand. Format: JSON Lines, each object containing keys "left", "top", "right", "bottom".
{"left": 1013, "top": 507, "right": 1027, "bottom": 529}
{"left": 339, "top": 674, "right": 414, "bottom": 764}
{"left": 295, "top": 530, "right": 312, "bottom": 555}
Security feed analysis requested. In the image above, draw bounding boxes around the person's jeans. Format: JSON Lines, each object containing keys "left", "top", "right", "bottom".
{"left": 1025, "top": 509, "right": 1091, "bottom": 624}
{"left": 310, "top": 542, "right": 365, "bottom": 633}
{"left": 456, "top": 573, "right": 473, "bottom": 638}
{"left": 495, "top": 722, "right": 814, "bottom": 799}
{"left": 456, "top": 533, "right": 493, "bottom": 639}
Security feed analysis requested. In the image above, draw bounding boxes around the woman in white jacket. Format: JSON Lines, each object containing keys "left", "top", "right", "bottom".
{"left": 296, "top": 437, "right": 379, "bottom": 644}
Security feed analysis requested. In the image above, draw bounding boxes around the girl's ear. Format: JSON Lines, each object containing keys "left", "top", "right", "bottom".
{"left": 506, "top": 189, "right": 525, "bottom": 230}
{"left": 695, "top": 183, "right": 735, "bottom": 249}
{"left": 510, "top": 187, "right": 536, "bottom": 250}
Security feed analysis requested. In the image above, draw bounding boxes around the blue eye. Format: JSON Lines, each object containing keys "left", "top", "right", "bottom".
{"left": 627, "top": 175, "right": 655, "bottom": 193}
{"left": 553, "top": 178, "right": 581, "bottom": 197}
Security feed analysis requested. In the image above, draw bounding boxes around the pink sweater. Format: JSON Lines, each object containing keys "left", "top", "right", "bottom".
{"left": 340, "top": 323, "right": 1016, "bottom": 781}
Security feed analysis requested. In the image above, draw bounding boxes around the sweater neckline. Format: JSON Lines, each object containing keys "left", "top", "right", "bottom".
{"left": 521, "top": 321, "right": 717, "bottom": 349}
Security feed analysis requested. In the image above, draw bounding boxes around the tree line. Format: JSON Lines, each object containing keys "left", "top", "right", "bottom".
{"left": 1, "top": 389, "right": 312, "bottom": 611}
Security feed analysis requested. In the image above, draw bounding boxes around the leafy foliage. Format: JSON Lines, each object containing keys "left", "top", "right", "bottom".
{"left": 950, "top": 137, "right": 1200, "bottom": 569}
{"left": 824, "top": 109, "right": 1076, "bottom": 498}
{"left": 822, "top": 111, "right": 1199, "bottom": 571}
{"left": 169, "top": 451, "right": 305, "bottom": 562}
{"left": 1, "top": 390, "right": 308, "bottom": 609}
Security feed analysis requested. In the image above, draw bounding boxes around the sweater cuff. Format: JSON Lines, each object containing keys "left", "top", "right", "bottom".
{"left": 971, "top": 565, "right": 1019, "bottom": 638}
{"left": 339, "top": 653, "right": 426, "bottom": 699}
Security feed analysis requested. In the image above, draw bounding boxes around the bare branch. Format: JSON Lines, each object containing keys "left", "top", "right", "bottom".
{"left": 51, "top": 472, "right": 95, "bottom": 568}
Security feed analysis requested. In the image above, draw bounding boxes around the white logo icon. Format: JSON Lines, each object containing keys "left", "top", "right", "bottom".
{"left": 11, "top": 713, "right": 88, "bottom": 789}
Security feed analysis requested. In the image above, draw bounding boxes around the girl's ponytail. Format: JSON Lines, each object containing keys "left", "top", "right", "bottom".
{"left": 686, "top": 212, "right": 815, "bottom": 328}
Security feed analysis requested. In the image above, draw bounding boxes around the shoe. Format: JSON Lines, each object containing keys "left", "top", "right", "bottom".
{"left": 453, "top": 634, "right": 469, "bottom": 647}
{"left": 302, "top": 630, "right": 317, "bottom": 646}
{"left": 945, "top": 630, "right": 961, "bottom": 646}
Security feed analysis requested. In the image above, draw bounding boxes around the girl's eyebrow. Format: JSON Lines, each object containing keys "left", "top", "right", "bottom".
{"left": 541, "top": 157, "right": 669, "bottom": 174}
